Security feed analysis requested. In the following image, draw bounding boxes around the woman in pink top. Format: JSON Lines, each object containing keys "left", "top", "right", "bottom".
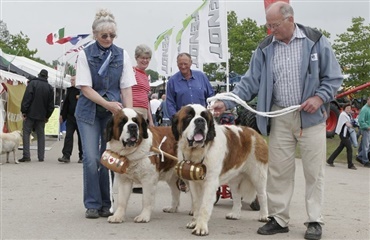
{"left": 132, "top": 44, "right": 154, "bottom": 127}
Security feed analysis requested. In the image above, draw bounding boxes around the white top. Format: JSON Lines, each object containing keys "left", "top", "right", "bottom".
{"left": 75, "top": 49, "right": 136, "bottom": 89}
{"left": 150, "top": 99, "right": 161, "bottom": 114}
{"left": 335, "top": 111, "right": 350, "bottom": 137}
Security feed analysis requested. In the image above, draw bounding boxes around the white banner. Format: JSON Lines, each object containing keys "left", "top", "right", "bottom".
{"left": 199, "top": 0, "right": 228, "bottom": 63}
{"left": 154, "top": 28, "right": 174, "bottom": 76}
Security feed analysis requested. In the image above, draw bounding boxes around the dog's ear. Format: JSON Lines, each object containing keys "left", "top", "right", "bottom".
{"left": 205, "top": 113, "right": 216, "bottom": 143}
{"left": 105, "top": 116, "right": 114, "bottom": 141}
{"left": 141, "top": 117, "right": 149, "bottom": 139}
{"left": 171, "top": 113, "right": 180, "bottom": 141}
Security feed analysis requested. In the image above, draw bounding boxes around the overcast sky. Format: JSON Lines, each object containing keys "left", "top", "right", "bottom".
{"left": 1, "top": 0, "right": 369, "bottom": 72}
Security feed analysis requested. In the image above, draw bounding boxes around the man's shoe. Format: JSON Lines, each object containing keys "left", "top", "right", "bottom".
{"left": 348, "top": 165, "right": 357, "bottom": 170}
{"left": 356, "top": 156, "right": 363, "bottom": 164}
{"left": 58, "top": 156, "right": 70, "bottom": 163}
{"left": 99, "top": 208, "right": 113, "bottom": 217}
{"left": 38, "top": 159, "right": 44, "bottom": 162}
{"left": 78, "top": 159, "right": 83, "bottom": 163}
{"left": 85, "top": 209, "right": 99, "bottom": 219}
{"left": 257, "top": 217, "right": 289, "bottom": 235}
{"left": 304, "top": 222, "right": 322, "bottom": 240}
{"left": 326, "top": 160, "right": 335, "bottom": 167}
{"left": 18, "top": 157, "right": 31, "bottom": 162}
{"left": 132, "top": 187, "right": 143, "bottom": 194}
{"left": 363, "top": 162, "right": 370, "bottom": 168}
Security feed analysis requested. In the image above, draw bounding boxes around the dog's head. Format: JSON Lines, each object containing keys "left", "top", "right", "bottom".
{"left": 106, "top": 108, "right": 148, "bottom": 148}
{"left": 171, "top": 104, "right": 216, "bottom": 148}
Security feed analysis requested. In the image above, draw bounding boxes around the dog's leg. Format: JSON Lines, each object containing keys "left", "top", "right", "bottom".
{"left": 186, "top": 182, "right": 201, "bottom": 229}
{"left": 191, "top": 180, "right": 218, "bottom": 236}
{"left": 13, "top": 150, "right": 19, "bottom": 164}
{"left": 254, "top": 176, "right": 268, "bottom": 222}
{"left": 134, "top": 178, "right": 157, "bottom": 223}
{"left": 108, "top": 177, "right": 132, "bottom": 223}
{"left": 162, "top": 175, "right": 180, "bottom": 213}
{"left": 226, "top": 179, "right": 243, "bottom": 220}
{"left": 6, "top": 152, "right": 10, "bottom": 163}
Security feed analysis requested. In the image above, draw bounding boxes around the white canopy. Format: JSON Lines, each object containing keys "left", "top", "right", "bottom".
{"left": 0, "top": 51, "right": 71, "bottom": 88}
{"left": 0, "top": 69, "right": 28, "bottom": 85}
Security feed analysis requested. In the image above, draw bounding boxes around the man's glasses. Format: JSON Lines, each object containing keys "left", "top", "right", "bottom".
{"left": 101, "top": 33, "right": 116, "bottom": 39}
{"left": 265, "top": 17, "right": 289, "bottom": 30}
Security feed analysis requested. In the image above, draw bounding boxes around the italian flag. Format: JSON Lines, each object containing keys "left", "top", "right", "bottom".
{"left": 46, "top": 27, "right": 65, "bottom": 45}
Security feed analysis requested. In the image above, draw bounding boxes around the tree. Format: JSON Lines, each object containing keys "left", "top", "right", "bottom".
{"left": 333, "top": 17, "right": 370, "bottom": 96}
{"left": 145, "top": 69, "right": 159, "bottom": 82}
{"left": 227, "top": 11, "right": 266, "bottom": 75}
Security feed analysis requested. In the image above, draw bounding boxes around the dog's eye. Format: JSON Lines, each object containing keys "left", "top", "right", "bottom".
{"left": 132, "top": 117, "right": 138, "bottom": 123}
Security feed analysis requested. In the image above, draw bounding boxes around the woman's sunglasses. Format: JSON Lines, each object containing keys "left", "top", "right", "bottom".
{"left": 101, "top": 33, "right": 116, "bottom": 39}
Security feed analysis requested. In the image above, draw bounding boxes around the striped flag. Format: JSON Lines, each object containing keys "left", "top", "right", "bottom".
{"left": 64, "top": 41, "right": 94, "bottom": 56}
{"left": 46, "top": 27, "right": 65, "bottom": 45}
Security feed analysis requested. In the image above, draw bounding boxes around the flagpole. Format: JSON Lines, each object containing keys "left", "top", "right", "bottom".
{"left": 224, "top": 0, "right": 230, "bottom": 92}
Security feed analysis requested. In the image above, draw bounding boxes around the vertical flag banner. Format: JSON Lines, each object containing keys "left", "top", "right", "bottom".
{"left": 199, "top": 0, "right": 228, "bottom": 63}
{"left": 46, "top": 27, "right": 65, "bottom": 45}
{"left": 175, "top": 0, "right": 208, "bottom": 71}
{"left": 154, "top": 28, "right": 174, "bottom": 76}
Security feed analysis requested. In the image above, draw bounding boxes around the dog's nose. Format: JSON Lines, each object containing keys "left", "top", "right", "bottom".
{"left": 128, "top": 123, "right": 137, "bottom": 131}
{"left": 194, "top": 118, "right": 205, "bottom": 126}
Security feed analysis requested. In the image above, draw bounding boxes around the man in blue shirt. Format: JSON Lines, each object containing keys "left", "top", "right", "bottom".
{"left": 166, "top": 53, "right": 214, "bottom": 118}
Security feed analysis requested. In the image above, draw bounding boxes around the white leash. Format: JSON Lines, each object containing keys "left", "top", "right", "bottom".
{"left": 207, "top": 92, "right": 301, "bottom": 118}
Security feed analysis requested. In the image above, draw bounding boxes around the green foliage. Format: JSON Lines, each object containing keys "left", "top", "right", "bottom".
{"left": 146, "top": 69, "right": 159, "bottom": 82}
{"left": 227, "top": 11, "right": 266, "bottom": 75}
{"left": 333, "top": 17, "right": 370, "bottom": 96}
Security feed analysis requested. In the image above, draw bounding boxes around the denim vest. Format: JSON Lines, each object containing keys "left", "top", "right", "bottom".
{"left": 75, "top": 43, "right": 124, "bottom": 124}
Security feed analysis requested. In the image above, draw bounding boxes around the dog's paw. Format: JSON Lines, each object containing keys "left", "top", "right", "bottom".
{"left": 226, "top": 212, "right": 241, "bottom": 220}
{"left": 192, "top": 223, "right": 209, "bottom": 236}
{"left": 134, "top": 214, "right": 150, "bottom": 223}
{"left": 258, "top": 214, "right": 269, "bottom": 222}
{"left": 107, "top": 215, "right": 124, "bottom": 223}
{"left": 188, "top": 210, "right": 194, "bottom": 216}
{"left": 186, "top": 219, "right": 196, "bottom": 229}
{"left": 162, "top": 206, "right": 178, "bottom": 213}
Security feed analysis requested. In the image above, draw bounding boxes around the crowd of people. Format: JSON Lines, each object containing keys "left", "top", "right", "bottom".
{"left": 14, "top": 3, "right": 370, "bottom": 240}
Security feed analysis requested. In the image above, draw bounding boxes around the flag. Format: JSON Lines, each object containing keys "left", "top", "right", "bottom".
{"left": 64, "top": 41, "right": 94, "bottom": 56}
{"left": 154, "top": 28, "right": 174, "bottom": 76}
{"left": 55, "top": 34, "right": 90, "bottom": 45}
{"left": 198, "top": 0, "right": 228, "bottom": 63}
{"left": 175, "top": 0, "right": 208, "bottom": 71}
{"left": 46, "top": 27, "right": 65, "bottom": 45}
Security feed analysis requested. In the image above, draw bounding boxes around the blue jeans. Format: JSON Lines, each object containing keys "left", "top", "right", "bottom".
{"left": 77, "top": 111, "right": 112, "bottom": 210}
{"left": 348, "top": 128, "right": 358, "bottom": 148}
{"left": 358, "top": 129, "right": 370, "bottom": 164}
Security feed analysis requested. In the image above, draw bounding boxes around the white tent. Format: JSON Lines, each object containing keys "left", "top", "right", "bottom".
{"left": 0, "top": 69, "right": 28, "bottom": 85}
{"left": 1, "top": 52, "right": 71, "bottom": 88}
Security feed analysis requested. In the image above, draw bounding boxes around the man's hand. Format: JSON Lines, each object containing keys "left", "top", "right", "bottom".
{"left": 210, "top": 101, "right": 226, "bottom": 117}
{"left": 300, "top": 96, "right": 323, "bottom": 114}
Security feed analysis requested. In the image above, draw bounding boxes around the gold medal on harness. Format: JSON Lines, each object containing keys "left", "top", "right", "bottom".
{"left": 175, "top": 160, "right": 207, "bottom": 180}
{"left": 100, "top": 150, "right": 128, "bottom": 174}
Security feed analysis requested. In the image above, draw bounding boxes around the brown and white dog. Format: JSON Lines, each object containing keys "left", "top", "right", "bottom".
{"left": 105, "top": 108, "right": 180, "bottom": 223}
{"left": 0, "top": 130, "right": 22, "bottom": 164}
{"left": 172, "top": 104, "right": 269, "bottom": 236}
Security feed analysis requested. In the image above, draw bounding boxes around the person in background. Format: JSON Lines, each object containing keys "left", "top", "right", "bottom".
{"left": 132, "top": 44, "right": 154, "bottom": 127}
{"left": 157, "top": 94, "right": 171, "bottom": 126}
{"left": 131, "top": 44, "right": 154, "bottom": 194}
{"left": 75, "top": 8, "right": 136, "bottom": 219}
{"left": 356, "top": 96, "right": 370, "bottom": 167}
{"left": 211, "top": 2, "right": 343, "bottom": 240}
{"left": 150, "top": 93, "right": 161, "bottom": 125}
{"left": 58, "top": 76, "right": 83, "bottom": 163}
{"left": 166, "top": 52, "right": 214, "bottom": 119}
{"left": 326, "top": 103, "right": 357, "bottom": 169}
{"left": 19, "top": 69, "right": 54, "bottom": 163}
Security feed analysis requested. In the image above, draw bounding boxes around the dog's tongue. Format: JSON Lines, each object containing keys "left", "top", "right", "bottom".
{"left": 130, "top": 137, "right": 137, "bottom": 142}
{"left": 194, "top": 133, "right": 204, "bottom": 141}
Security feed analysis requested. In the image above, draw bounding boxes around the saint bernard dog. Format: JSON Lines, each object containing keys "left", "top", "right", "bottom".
{"left": 172, "top": 104, "right": 269, "bottom": 236}
{"left": 106, "top": 108, "right": 180, "bottom": 223}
